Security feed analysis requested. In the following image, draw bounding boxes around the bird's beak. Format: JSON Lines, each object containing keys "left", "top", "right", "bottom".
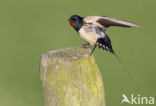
{"left": 67, "top": 18, "right": 70, "bottom": 21}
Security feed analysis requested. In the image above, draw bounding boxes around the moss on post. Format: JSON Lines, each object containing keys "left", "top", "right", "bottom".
{"left": 40, "top": 47, "right": 105, "bottom": 106}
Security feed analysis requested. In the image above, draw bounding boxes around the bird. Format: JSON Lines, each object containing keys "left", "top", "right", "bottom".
{"left": 68, "top": 15, "right": 140, "bottom": 80}
{"left": 68, "top": 15, "right": 140, "bottom": 56}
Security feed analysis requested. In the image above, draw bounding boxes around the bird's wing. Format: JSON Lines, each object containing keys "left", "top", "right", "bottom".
{"left": 84, "top": 16, "right": 140, "bottom": 28}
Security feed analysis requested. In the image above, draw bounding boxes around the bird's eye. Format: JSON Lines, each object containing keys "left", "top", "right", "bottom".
{"left": 71, "top": 18, "right": 76, "bottom": 21}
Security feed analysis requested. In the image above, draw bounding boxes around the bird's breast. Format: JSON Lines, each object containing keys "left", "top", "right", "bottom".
{"left": 78, "top": 25, "right": 105, "bottom": 45}
{"left": 78, "top": 27, "right": 98, "bottom": 45}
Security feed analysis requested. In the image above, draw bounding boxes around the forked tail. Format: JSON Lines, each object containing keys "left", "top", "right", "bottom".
{"left": 111, "top": 51, "right": 135, "bottom": 80}
{"left": 90, "top": 37, "right": 135, "bottom": 80}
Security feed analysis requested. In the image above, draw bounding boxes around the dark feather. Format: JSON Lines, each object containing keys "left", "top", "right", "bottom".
{"left": 96, "top": 36, "right": 114, "bottom": 53}
{"left": 97, "top": 16, "right": 140, "bottom": 28}
{"left": 90, "top": 34, "right": 114, "bottom": 56}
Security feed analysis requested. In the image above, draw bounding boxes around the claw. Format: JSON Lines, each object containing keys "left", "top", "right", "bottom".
{"left": 81, "top": 43, "right": 91, "bottom": 48}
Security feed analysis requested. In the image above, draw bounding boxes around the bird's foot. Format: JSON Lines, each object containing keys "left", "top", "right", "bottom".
{"left": 81, "top": 43, "right": 91, "bottom": 48}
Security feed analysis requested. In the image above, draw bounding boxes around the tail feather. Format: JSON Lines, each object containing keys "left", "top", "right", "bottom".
{"left": 96, "top": 36, "right": 113, "bottom": 53}
{"left": 95, "top": 37, "right": 135, "bottom": 80}
{"left": 112, "top": 51, "right": 135, "bottom": 80}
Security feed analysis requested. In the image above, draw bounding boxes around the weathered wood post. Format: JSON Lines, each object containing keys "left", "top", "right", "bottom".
{"left": 40, "top": 47, "right": 105, "bottom": 106}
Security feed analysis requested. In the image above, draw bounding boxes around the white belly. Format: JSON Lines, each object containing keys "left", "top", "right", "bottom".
{"left": 79, "top": 28, "right": 98, "bottom": 45}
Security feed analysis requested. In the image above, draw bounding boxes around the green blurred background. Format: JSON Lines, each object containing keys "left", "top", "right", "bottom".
{"left": 0, "top": 0, "right": 155, "bottom": 106}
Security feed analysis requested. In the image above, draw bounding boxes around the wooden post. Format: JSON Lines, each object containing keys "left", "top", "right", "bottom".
{"left": 40, "top": 47, "right": 105, "bottom": 106}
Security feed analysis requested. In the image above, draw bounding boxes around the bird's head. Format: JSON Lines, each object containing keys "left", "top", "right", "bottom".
{"left": 68, "top": 15, "right": 83, "bottom": 31}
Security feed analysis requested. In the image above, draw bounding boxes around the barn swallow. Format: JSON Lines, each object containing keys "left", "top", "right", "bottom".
{"left": 68, "top": 15, "right": 140, "bottom": 56}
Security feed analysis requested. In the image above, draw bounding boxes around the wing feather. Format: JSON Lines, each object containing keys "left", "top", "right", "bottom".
{"left": 84, "top": 16, "right": 140, "bottom": 28}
